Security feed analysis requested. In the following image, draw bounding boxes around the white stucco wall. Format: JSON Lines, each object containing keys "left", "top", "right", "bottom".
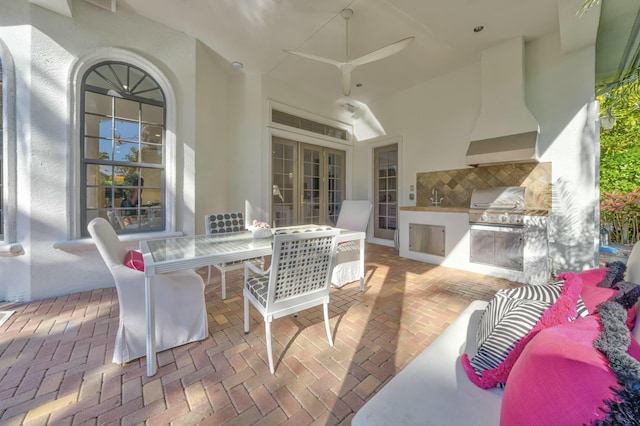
{"left": 354, "top": 30, "right": 598, "bottom": 275}
{"left": 0, "top": 1, "right": 230, "bottom": 301}
{"left": 194, "top": 41, "right": 233, "bottom": 235}
{"left": 0, "top": 1, "right": 599, "bottom": 302}
{"left": 528, "top": 32, "right": 599, "bottom": 273}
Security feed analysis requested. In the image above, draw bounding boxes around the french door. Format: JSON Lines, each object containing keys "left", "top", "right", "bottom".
{"left": 374, "top": 144, "right": 398, "bottom": 240}
{"left": 272, "top": 137, "right": 345, "bottom": 227}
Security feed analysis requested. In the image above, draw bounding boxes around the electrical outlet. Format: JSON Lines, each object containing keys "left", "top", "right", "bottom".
{"left": 409, "top": 193, "right": 414, "bottom": 200}
{"left": 410, "top": 185, "right": 415, "bottom": 191}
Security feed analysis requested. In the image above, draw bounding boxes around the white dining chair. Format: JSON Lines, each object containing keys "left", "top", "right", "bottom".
{"left": 243, "top": 228, "right": 340, "bottom": 374}
{"left": 88, "top": 217, "right": 208, "bottom": 364}
{"left": 332, "top": 200, "right": 372, "bottom": 288}
{"left": 204, "top": 212, "right": 265, "bottom": 299}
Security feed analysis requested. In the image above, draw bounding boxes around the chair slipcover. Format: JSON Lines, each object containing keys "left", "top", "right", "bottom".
{"left": 88, "top": 217, "right": 208, "bottom": 364}
{"left": 332, "top": 200, "right": 372, "bottom": 288}
{"left": 204, "top": 212, "right": 264, "bottom": 299}
{"left": 243, "top": 228, "right": 339, "bottom": 374}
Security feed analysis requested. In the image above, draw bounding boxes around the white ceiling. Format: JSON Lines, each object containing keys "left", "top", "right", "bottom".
{"left": 114, "top": 0, "right": 564, "bottom": 103}
{"left": 31, "top": 0, "right": 640, "bottom": 102}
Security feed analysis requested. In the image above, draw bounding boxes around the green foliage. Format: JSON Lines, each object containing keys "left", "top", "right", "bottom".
{"left": 599, "top": 73, "right": 640, "bottom": 194}
{"left": 601, "top": 190, "right": 640, "bottom": 244}
{"left": 599, "top": 71, "right": 640, "bottom": 243}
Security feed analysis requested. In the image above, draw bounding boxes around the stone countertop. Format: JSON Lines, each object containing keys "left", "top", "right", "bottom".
{"left": 400, "top": 206, "right": 550, "bottom": 216}
{"left": 400, "top": 206, "right": 469, "bottom": 213}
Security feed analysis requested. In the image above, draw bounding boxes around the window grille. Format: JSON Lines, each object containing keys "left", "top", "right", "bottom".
{"left": 80, "top": 62, "right": 165, "bottom": 236}
{"left": 272, "top": 109, "right": 347, "bottom": 140}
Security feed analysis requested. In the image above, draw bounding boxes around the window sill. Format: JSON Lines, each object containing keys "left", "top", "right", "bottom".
{"left": 54, "top": 231, "right": 184, "bottom": 253}
{"left": 0, "top": 243, "right": 25, "bottom": 257}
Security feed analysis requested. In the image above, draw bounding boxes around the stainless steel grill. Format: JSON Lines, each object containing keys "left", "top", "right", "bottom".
{"left": 468, "top": 186, "right": 525, "bottom": 227}
{"left": 468, "top": 186, "right": 525, "bottom": 271}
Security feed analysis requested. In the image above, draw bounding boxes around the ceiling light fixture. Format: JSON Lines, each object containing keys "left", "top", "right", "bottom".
{"left": 231, "top": 61, "right": 244, "bottom": 69}
{"left": 473, "top": 25, "right": 484, "bottom": 33}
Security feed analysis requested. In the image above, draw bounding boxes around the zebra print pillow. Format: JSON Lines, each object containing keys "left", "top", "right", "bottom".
{"left": 469, "top": 281, "right": 589, "bottom": 381}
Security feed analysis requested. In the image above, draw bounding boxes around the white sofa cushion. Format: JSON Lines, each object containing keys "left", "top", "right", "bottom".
{"left": 352, "top": 300, "right": 503, "bottom": 426}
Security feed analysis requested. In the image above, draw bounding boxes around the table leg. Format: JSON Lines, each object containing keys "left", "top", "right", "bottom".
{"left": 145, "top": 275, "right": 157, "bottom": 376}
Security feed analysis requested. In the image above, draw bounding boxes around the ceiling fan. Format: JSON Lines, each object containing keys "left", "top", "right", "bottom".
{"left": 284, "top": 8, "right": 415, "bottom": 96}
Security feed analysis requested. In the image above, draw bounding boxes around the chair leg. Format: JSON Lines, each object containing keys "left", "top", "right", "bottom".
{"left": 207, "top": 265, "right": 212, "bottom": 284}
{"left": 244, "top": 296, "right": 249, "bottom": 334}
{"left": 323, "top": 302, "right": 334, "bottom": 347}
{"left": 265, "top": 319, "right": 275, "bottom": 374}
{"left": 221, "top": 270, "right": 226, "bottom": 299}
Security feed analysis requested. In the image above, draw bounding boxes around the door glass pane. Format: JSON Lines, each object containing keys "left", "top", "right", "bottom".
{"left": 302, "top": 145, "right": 321, "bottom": 224}
{"left": 374, "top": 144, "right": 398, "bottom": 240}
{"left": 271, "top": 137, "right": 345, "bottom": 227}
{"left": 327, "top": 150, "right": 344, "bottom": 225}
{"left": 272, "top": 138, "right": 295, "bottom": 227}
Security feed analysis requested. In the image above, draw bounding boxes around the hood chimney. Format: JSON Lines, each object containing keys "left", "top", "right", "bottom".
{"left": 466, "top": 37, "right": 539, "bottom": 166}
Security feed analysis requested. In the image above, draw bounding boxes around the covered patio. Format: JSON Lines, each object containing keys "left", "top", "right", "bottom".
{"left": 0, "top": 244, "right": 517, "bottom": 424}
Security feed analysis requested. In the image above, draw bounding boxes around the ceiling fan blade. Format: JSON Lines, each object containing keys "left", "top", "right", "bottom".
{"left": 341, "top": 64, "right": 354, "bottom": 96}
{"left": 350, "top": 37, "right": 415, "bottom": 67}
{"left": 283, "top": 50, "right": 342, "bottom": 68}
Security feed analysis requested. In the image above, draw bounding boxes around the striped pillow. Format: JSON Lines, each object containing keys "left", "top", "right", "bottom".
{"left": 467, "top": 281, "right": 588, "bottom": 386}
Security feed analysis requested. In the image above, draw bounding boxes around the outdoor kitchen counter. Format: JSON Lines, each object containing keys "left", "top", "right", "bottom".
{"left": 399, "top": 206, "right": 549, "bottom": 216}
{"left": 400, "top": 206, "right": 469, "bottom": 213}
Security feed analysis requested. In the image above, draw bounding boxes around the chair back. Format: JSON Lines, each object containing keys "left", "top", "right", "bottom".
{"left": 205, "top": 212, "right": 246, "bottom": 234}
{"left": 336, "top": 200, "right": 372, "bottom": 232}
{"left": 87, "top": 217, "right": 128, "bottom": 270}
{"left": 266, "top": 229, "right": 339, "bottom": 311}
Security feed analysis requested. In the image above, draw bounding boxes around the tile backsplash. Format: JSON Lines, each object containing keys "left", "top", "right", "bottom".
{"left": 416, "top": 162, "right": 551, "bottom": 210}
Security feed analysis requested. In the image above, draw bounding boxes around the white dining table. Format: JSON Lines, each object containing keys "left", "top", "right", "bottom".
{"left": 140, "top": 226, "right": 366, "bottom": 376}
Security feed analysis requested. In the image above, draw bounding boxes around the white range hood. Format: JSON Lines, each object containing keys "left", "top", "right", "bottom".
{"left": 466, "top": 37, "right": 540, "bottom": 167}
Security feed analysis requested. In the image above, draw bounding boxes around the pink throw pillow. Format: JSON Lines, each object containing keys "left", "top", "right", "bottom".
{"left": 574, "top": 267, "right": 608, "bottom": 287}
{"left": 461, "top": 273, "right": 584, "bottom": 389}
{"left": 124, "top": 250, "right": 144, "bottom": 271}
{"left": 500, "top": 315, "right": 640, "bottom": 426}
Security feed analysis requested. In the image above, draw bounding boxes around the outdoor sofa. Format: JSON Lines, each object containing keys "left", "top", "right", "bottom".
{"left": 353, "top": 244, "right": 640, "bottom": 425}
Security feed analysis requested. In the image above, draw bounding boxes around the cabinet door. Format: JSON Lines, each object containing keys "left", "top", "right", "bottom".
{"left": 494, "top": 232, "right": 524, "bottom": 271}
{"left": 409, "top": 224, "right": 445, "bottom": 256}
{"left": 470, "top": 228, "right": 495, "bottom": 265}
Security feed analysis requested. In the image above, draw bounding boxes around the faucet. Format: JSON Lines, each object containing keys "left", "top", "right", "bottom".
{"left": 430, "top": 188, "right": 444, "bottom": 207}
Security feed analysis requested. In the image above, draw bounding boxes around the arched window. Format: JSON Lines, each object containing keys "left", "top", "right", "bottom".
{"left": 81, "top": 62, "right": 165, "bottom": 235}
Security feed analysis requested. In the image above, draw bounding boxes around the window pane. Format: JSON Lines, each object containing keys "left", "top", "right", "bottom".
{"left": 114, "top": 119, "right": 139, "bottom": 143}
{"left": 141, "top": 124, "right": 162, "bottom": 143}
{"left": 115, "top": 141, "right": 139, "bottom": 163}
{"left": 140, "top": 143, "right": 162, "bottom": 164}
{"left": 84, "top": 137, "right": 113, "bottom": 161}
{"left": 142, "top": 104, "right": 163, "bottom": 125}
{"left": 85, "top": 114, "right": 111, "bottom": 138}
{"left": 85, "top": 92, "right": 112, "bottom": 116}
{"left": 115, "top": 98, "right": 139, "bottom": 121}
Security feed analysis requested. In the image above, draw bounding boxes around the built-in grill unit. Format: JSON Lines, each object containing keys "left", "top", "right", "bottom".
{"left": 468, "top": 186, "right": 525, "bottom": 271}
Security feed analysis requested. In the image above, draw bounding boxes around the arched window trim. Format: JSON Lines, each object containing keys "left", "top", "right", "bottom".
{"left": 69, "top": 48, "right": 177, "bottom": 240}
{"left": 0, "top": 39, "right": 21, "bottom": 256}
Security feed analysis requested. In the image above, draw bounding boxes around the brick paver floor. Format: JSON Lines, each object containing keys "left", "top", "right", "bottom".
{"left": 0, "top": 243, "right": 519, "bottom": 425}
